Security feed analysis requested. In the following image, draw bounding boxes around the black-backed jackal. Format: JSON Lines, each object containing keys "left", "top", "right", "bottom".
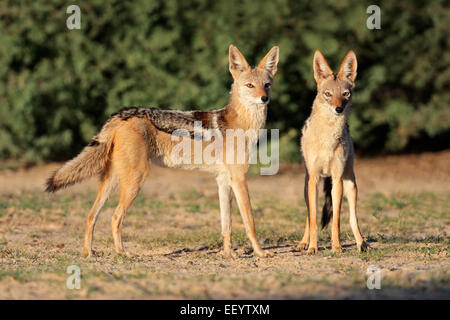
{"left": 297, "top": 50, "right": 368, "bottom": 254}
{"left": 45, "top": 45, "right": 279, "bottom": 258}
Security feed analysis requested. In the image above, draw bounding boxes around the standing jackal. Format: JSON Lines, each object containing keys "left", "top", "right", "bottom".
{"left": 45, "top": 45, "right": 279, "bottom": 258}
{"left": 297, "top": 50, "right": 368, "bottom": 254}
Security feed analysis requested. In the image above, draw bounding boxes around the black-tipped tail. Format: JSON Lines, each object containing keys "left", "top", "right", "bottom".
{"left": 321, "top": 177, "right": 333, "bottom": 229}
{"left": 44, "top": 139, "right": 111, "bottom": 193}
{"left": 45, "top": 172, "right": 59, "bottom": 193}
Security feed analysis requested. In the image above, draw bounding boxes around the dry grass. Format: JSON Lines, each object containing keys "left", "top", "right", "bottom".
{"left": 0, "top": 151, "right": 449, "bottom": 299}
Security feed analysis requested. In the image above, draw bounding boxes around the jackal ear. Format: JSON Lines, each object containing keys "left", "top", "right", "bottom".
{"left": 229, "top": 45, "right": 250, "bottom": 79}
{"left": 338, "top": 50, "right": 357, "bottom": 83}
{"left": 258, "top": 46, "right": 279, "bottom": 76}
{"left": 313, "top": 50, "right": 333, "bottom": 84}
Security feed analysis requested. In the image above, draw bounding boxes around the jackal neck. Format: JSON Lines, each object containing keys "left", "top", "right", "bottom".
{"left": 309, "top": 99, "right": 348, "bottom": 138}
{"left": 224, "top": 85, "right": 267, "bottom": 131}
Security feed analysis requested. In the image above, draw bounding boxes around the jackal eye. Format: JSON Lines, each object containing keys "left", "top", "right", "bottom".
{"left": 264, "top": 83, "right": 271, "bottom": 88}
{"left": 245, "top": 83, "right": 255, "bottom": 88}
{"left": 343, "top": 91, "right": 350, "bottom": 98}
{"left": 324, "top": 91, "right": 332, "bottom": 97}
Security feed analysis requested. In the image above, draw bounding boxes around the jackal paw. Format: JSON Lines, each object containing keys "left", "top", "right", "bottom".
{"left": 306, "top": 247, "right": 318, "bottom": 255}
{"left": 118, "top": 251, "right": 136, "bottom": 258}
{"left": 295, "top": 241, "right": 309, "bottom": 251}
{"left": 255, "top": 250, "right": 275, "bottom": 258}
{"left": 83, "top": 248, "right": 91, "bottom": 258}
{"left": 221, "top": 249, "right": 237, "bottom": 259}
{"left": 332, "top": 245, "right": 343, "bottom": 253}
{"left": 83, "top": 248, "right": 102, "bottom": 258}
{"left": 358, "top": 241, "right": 369, "bottom": 252}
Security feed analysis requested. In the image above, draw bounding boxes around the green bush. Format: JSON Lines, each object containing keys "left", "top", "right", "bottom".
{"left": 0, "top": 0, "right": 448, "bottom": 162}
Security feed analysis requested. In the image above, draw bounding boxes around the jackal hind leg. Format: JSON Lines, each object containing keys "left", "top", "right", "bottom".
{"left": 112, "top": 169, "right": 148, "bottom": 256}
{"left": 111, "top": 125, "right": 150, "bottom": 256}
{"left": 83, "top": 170, "right": 117, "bottom": 258}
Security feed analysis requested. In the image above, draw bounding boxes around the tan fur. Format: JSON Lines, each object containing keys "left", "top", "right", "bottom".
{"left": 297, "top": 50, "right": 367, "bottom": 254}
{"left": 45, "top": 118, "right": 119, "bottom": 192}
{"left": 46, "top": 45, "right": 280, "bottom": 259}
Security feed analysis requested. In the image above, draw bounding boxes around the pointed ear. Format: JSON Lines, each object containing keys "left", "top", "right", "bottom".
{"left": 258, "top": 46, "right": 279, "bottom": 76}
{"left": 338, "top": 50, "right": 357, "bottom": 82}
{"left": 229, "top": 45, "right": 250, "bottom": 79}
{"left": 313, "top": 50, "right": 333, "bottom": 83}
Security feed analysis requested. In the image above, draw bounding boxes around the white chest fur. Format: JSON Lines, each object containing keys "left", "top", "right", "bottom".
{"left": 301, "top": 114, "right": 348, "bottom": 177}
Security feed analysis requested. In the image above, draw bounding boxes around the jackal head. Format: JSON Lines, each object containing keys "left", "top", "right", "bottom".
{"left": 313, "top": 50, "right": 357, "bottom": 116}
{"left": 229, "top": 45, "right": 279, "bottom": 107}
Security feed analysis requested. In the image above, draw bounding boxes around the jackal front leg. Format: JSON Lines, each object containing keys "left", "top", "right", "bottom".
{"left": 230, "top": 171, "right": 274, "bottom": 258}
{"left": 331, "top": 177, "right": 343, "bottom": 253}
{"left": 296, "top": 174, "right": 310, "bottom": 251}
{"left": 307, "top": 175, "right": 319, "bottom": 255}
{"left": 343, "top": 176, "right": 368, "bottom": 252}
{"left": 216, "top": 175, "right": 235, "bottom": 258}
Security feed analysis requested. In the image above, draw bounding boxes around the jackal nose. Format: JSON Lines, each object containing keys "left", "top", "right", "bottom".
{"left": 261, "top": 96, "right": 269, "bottom": 102}
{"left": 335, "top": 107, "right": 344, "bottom": 113}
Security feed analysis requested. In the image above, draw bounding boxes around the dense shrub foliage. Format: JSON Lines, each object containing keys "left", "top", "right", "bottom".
{"left": 0, "top": 0, "right": 448, "bottom": 162}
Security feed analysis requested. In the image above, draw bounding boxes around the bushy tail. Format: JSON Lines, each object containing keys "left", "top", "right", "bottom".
{"left": 321, "top": 177, "right": 333, "bottom": 229}
{"left": 45, "top": 119, "right": 118, "bottom": 193}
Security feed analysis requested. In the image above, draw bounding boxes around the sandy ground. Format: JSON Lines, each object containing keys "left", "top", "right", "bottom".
{"left": 0, "top": 150, "right": 449, "bottom": 299}
{"left": 1, "top": 150, "right": 449, "bottom": 199}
